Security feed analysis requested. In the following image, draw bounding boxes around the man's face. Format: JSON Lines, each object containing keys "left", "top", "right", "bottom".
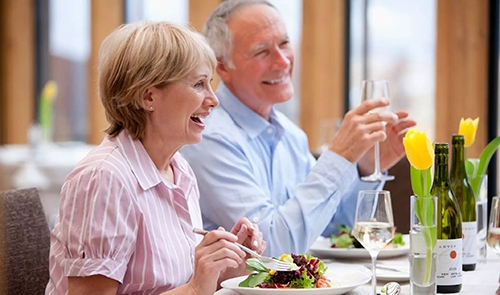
{"left": 218, "top": 4, "right": 294, "bottom": 117}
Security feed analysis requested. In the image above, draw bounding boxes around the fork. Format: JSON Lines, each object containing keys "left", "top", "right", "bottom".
{"left": 192, "top": 228, "right": 296, "bottom": 271}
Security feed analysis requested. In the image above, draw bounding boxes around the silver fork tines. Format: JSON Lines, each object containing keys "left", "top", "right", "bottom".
{"left": 192, "top": 227, "right": 296, "bottom": 271}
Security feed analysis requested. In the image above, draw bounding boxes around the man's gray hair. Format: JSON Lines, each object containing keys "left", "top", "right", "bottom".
{"left": 203, "top": 0, "right": 277, "bottom": 65}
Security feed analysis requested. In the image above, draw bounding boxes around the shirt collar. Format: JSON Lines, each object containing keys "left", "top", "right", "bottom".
{"left": 115, "top": 130, "right": 196, "bottom": 192}
{"left": 216, "top": 82, "right": 283, "bottom": 139}
{"left": 115, "top": 129, "right": 163, "bottom": 191}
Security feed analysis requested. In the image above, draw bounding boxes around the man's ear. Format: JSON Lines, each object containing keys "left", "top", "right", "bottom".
{"left": 216, "top": 58, "right": 231, "bottom": 83}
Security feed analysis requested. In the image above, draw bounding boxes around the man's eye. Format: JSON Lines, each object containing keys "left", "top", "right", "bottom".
{"left": 255, "top": 50, "right": 267, "bottom": 57}
{"left": 280, "top": 40, "right": 290, "bottom": 47}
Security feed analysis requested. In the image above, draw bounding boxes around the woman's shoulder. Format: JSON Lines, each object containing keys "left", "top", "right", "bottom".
{"left": 65, "top": 138, "right": 132, "bottom": 184}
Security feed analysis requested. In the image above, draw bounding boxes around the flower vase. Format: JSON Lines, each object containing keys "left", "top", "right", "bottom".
{"left": 472, "top": 174, "right": 488, "bottom": 263}
{"left": 410, "top": 195, "right": 437, "bottom": 295}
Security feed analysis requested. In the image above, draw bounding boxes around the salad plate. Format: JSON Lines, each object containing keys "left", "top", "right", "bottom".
{"left": 220, "top": 270, "right": 371, "bottom": 295}
{"left": 308, "top": 235, "right": 410, "bottom": 259}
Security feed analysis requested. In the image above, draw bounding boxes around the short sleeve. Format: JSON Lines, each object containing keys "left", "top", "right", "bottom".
{"left": 57, "top": 166, "right": 138, "bottom": 282}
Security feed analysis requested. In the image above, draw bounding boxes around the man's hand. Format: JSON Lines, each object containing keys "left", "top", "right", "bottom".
{"left": 329, "top": 97, "right": 398, "bottom": 165}
{"left": 357, "top": 111, "right": 416, "bottom": 176}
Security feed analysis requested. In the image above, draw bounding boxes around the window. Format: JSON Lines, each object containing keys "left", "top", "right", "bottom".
{"left": 269, "top": 0, "right": 302, "bottom": 123}
{"left": 349, "top": 0, "right": 437, "bottom": 140}
{"left": 125, "top": 0, "right": 188, "bottom": 24}
{"left": 39, "top": 0, "right": 91, "bottom": 142}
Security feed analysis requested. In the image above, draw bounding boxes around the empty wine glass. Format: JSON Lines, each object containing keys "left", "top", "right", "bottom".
{"left": 352, "top": 190, "right": 395, "bottom": 295}
{"left": 360, "top": 80, "right": 395, "bottom": 182}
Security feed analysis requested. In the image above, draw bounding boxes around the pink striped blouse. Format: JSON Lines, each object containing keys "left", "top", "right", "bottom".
{"left": 45, "top": 130, "right": 203, "bottom": 295}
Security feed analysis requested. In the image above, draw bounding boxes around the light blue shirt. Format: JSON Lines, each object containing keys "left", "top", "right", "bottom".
{"left": 181, "top": 83, "right": 380, "bottom": 256}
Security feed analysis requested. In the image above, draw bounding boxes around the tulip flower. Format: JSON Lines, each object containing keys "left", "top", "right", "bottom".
{"left": 457, "top": 117, "right": 500, "bottom": 200}
{"left": 403, "top": 128, "right": 435, "bottom": 285}
{"left": 39, "top": 80, "right": 58, "bottom": 142}
{"left": 403, "top": 129, "right": 433, "bottom": 170}
{"left": 458, "top": 117, "right": 479, "bottom": 147}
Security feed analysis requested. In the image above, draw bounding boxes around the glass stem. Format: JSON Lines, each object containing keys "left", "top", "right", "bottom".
{"left": 370, "top": 252, "right": 378, "bottom": 295}
{"left": 374, "top": 141, "right": 381, "bottom": 175}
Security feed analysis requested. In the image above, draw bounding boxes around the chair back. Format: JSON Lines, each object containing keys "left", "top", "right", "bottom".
{"left": 0, "top": 187, "right": 51, "bottom": 295}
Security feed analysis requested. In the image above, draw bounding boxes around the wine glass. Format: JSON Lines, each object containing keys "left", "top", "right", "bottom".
{"left": 360, "top": 80, "right": 395, "bottom": 182}
{"left": 352, "top": 190, "right": 395, "bottom": 295}
{"left": 488, "top": 196, "right": 500, "bottom": 286}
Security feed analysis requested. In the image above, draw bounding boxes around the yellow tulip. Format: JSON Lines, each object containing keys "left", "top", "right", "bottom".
{"left": 403, "top": 129, "right": 433, "bottom": 170}
{"left": 458, "top": 117, "right": 479, "bottom": 147}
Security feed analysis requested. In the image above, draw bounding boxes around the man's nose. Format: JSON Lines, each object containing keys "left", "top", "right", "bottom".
{"left": 270, "top": 48, "right": 291, "bottom": 70}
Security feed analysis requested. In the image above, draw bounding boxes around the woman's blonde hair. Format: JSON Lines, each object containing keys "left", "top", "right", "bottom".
{"left": 98, "top": 21, "right": 217, "bottom": 139}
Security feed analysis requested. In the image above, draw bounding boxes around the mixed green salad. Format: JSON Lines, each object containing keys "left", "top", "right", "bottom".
{"left": 238, "top": 253, "right": 332, "bottom": 289}
{"left": 330, "top": 225, "right": 405, "bottom": 249}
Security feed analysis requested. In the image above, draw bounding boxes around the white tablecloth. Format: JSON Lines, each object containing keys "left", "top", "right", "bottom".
{"left": 0, "top": 143, "right": 95, "bottom": 227}
{"left": 215, "top": 247, "right": 500, "bottom": 295}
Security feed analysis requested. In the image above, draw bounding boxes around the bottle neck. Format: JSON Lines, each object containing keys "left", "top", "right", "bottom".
{"left": 433, "top": 153, "right": 450, "bottom": 186}
{"left": 450, "top": 142, "right": 467, "bottom": 176}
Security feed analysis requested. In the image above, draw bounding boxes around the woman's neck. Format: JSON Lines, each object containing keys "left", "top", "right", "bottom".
{"left": 140, "top": 130, "right": 179, "bottom": 183}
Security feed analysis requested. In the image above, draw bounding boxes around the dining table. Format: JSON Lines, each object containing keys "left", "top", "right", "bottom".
{"left": 215, "top": 244, "right": 500, "bottom": 295}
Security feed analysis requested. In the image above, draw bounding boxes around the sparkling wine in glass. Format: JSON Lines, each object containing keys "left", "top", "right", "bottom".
{"left": 360, "top": 80, "right": 395, "bottom": 182}
{"left": 352, "top": 190, "right": 395, "bottom": 295}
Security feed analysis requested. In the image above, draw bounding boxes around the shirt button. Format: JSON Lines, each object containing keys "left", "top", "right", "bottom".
{"left": 253, "top": 217, "right": 259, "bottom": 223}
{"left": 267, "top": 128, "right": 273, "bottom": 134}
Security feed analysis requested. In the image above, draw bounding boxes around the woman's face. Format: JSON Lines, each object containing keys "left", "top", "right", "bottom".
{"left": 146, "top": 63, "right": 218, "bottom": 147}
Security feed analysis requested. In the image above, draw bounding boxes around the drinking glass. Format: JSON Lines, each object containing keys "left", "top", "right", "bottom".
{"left": 476, "top": 175, "right": 488, "bottom": 263}
{"left": 352, "top": 190, "right": 395, "bottom": 295}
{"left": 488, "top": 196, "right": 500, "bottom": 254}
{"left": 360, "top": 80, "right": 395, "bottom": 182}
{"left": 488, "top": 196, "right": 500, "bottom": 283}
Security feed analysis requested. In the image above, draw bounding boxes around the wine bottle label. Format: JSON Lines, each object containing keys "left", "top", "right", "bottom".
{"left": 436, "top": 239, "right": 462, "bottom": 285}
{"left": 462, "top": 221, "right": 477, "bottom": 264}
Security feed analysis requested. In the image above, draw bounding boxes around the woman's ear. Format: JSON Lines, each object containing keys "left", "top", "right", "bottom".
{"left": 142, "top": 87, "right": 155, "bottom": 111}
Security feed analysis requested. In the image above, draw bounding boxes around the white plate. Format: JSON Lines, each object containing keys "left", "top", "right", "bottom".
{"left": 220, "top": 271, "right": 371, "bottom": 295}
{"left": 308, "top": 235, "right": 410, "bottom": 259}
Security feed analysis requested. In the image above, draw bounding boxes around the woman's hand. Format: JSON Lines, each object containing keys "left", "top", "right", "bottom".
{"left": 231, "top": 218, "right": 266, "bottom": 255}
{"left": 187, "top": 230, "right": 245, "bottom": 295}
{"left": 217, "top": 218, "right": 267, "bottom": 283}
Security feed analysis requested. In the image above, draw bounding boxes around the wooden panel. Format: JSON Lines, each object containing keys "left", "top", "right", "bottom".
{"left": 189, "top": 0, "right": 221, "bottom": 90}
{"left": 300, "top": 0, "right": 346, "bottom": 151}
{"left": 0, "top": 0, "right": 35, "bottom": 144}
{"left": 189, "top": 0, "right": 220, "bottom": 32}
{"left": 88, "top": 0, "right": 124, "bottom": 144}
{"left": 436, "top": 0, "right": 489, "bottom": 158}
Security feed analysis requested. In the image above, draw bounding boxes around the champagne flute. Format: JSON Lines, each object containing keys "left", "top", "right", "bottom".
{"left": 488, "top": 196, "right": 500, "bottom": 286}
{"left": 352, "top": 190, "right": 395, "bottom": 295}
{"left": 360, "top": 80, "right": 395, "bottom": 182}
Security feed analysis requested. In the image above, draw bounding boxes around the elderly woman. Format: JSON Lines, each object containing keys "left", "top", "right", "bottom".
{"left": 45, "top": 21, "right": 265, "bottom": 295}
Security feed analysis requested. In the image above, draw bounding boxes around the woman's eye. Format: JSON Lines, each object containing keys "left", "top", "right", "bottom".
{"left": 195, "top": 81, "right": 204, "bottom": 89}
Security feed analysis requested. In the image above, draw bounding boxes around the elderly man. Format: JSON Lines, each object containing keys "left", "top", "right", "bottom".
{"left": 181, "top": 0, "right": 416, "bottom": 256}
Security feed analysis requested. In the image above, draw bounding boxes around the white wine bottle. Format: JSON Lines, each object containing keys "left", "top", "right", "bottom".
{"left": 450, "top": 134, "right": 476, "bottom": 271}
{"left": 430, "top": 143, "right": 462, "bottom": 293}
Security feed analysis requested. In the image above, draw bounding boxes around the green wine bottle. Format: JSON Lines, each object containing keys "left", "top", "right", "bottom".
{"left": 430, "top": 143, "right": 462, "bottom": 293}
{"left": 450, "top": 134, "right": 476, "bottom": 271}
